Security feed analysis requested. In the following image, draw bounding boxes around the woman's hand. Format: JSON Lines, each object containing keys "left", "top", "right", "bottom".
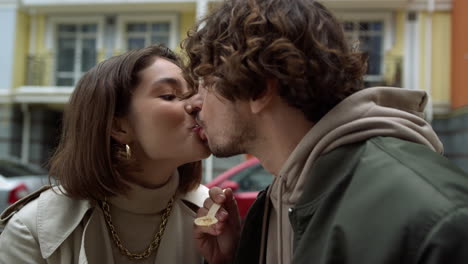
{"left": 194, "top": 187, "right": 241, "bottom": 264}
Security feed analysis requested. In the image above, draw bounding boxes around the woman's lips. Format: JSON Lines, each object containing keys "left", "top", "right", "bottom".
{"left": 192, "top": 125, "right": 207, "bottom": 142}
{"left": 198, "top": 128, "right": 207, "bottom": 142}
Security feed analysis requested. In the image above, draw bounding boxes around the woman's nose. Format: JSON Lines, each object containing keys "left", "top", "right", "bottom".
{"left": 184, "top": 94, "right": 203, "bottom": 115}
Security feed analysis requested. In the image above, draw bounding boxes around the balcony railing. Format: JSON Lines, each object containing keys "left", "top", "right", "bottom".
{"left": 26, "top": 54, "right": 53, "bottom": 86}
{"left": 25, "top": 52, "right": 102, "bottom": 87}
{"left": 25, "top": 52, "right": 402, "bottom": 88}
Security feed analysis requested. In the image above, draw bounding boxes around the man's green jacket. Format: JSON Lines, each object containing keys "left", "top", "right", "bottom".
{"left": 235, "top": 137, "right": 468, "bottom": 264}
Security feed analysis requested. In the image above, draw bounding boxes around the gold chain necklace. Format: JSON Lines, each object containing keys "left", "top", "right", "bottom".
{"left": 100, "top": 195, "right": 175, "bottom": 260}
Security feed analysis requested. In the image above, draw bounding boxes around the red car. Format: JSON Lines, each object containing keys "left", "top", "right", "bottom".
{"left": 206, "top": 158, "right": 273, "bottom": 219}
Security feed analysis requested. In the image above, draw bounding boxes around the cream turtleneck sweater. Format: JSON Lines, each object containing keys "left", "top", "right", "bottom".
{"left": 105, "top": 172, "right": 203, "bottom": 264}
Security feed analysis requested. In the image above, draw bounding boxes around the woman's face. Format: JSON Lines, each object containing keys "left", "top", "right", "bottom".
{"left": 125, "top": 57, "right": 210, "bottom": 167}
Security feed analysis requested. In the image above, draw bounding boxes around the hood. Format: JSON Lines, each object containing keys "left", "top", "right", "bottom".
{"left": 274, "top": 86, "right": 442, "bottom": 205}
{"left": 264, "top": 87, "right": 443, "bottom": 264}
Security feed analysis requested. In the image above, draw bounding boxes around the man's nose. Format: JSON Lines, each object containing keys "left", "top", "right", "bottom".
{"left": 184, "top": 93, "right": 203, "bottom": 115}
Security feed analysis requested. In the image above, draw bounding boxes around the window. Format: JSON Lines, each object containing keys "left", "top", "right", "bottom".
{"left": 344, "top": 21, "right": 383, "bottom": 78}
{"left": 338, "top": 13, "right": 392, "bottom": 83}
{"left": 126, "top": 22, "right": 171, "bottom": 50}
{"left": 47, "top": 17, "right": 104, "bottom": 87}
{"left": 55, "top": 23, "right": 98, "bottom": 86}
{"left": 116, "top": 15, "right": 178, "bottom": 51}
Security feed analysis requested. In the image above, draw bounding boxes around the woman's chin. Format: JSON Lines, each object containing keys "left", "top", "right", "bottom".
{"left": 195, "top": 139, "right": 211, "bottom": 158}
{"left": 183, "top": 147, "right": 211, "bottom": 163}
{"left": 193, "top": 146, "right": 211, "bottom": 160}
{"left": 200, "top": 149, "right": 211, "bottom": 159}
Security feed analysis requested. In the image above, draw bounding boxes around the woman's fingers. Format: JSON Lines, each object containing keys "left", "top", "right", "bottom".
{"left": 200, "top": 199, "right": 229, "bottom": 222}
{"left": 209, "top": 186, "right": 226, "bottom": 204}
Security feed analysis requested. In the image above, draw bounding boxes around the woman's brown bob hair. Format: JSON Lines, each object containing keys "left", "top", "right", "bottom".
{"left": 48, "top": 45, "right": 202, "bottom": 201}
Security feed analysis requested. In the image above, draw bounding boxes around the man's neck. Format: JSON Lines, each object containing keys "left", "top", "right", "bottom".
{"left": 250, "top": 106, "right": 314, "bottom": 177}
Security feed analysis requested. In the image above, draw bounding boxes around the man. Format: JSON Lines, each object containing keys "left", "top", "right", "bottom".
{"left": 183, "top": 0, "right": 468, "bottom": 263}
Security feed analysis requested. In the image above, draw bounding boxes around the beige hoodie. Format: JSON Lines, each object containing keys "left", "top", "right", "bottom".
{"left": 262, "top": 87, "right": 444, "bottom": 264}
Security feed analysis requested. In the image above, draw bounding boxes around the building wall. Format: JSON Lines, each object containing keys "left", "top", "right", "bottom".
{"left": 384, "top": 10, "right": 405, "bottom": 86}
{"left": 451, "top": 0, "right": 468, "bottom": 108}
{"left": 432, "top": 0, "right": 468, "bottom": 173}
{"left": 432, "top": 110, "right": 468, "bottom": 172}
{"left": 4, "top": 1, "right": 463, "bottom": 174}
{"left": 417, "top": 11, "right": 451, "bottom": 106}
{"left": 29, "top": 106, "right": 62, "bottom": 165}
{"left": 0, "top": 5, "right": 21, "bottom": 159}
{"left": 29, "top": 14, "right": 49, "bottom": 86}
{"left": 0, "top": 5, "right": 17, "bottom": 91}
{"left": 12, "top": 11, "right": 30, "bottom": 90}
{"left": 431, "top": 12, "right": 451, "bottom": 107}
{"left": 179, "top": 11, "right": 196, "bottom": 50}
{"left": 0, "top": 105, "right": 22, "bottom": 159}
{"left": 0, "top": 105, "right": 13, "bottom": 157}
{"left": 36, "top": 15, "right": 47, "bottom": 54}
{"left": 394, "top": 11, "right": 406, "bottom": 56}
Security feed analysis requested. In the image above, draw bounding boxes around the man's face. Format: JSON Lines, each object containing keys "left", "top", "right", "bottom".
{"left": 195, "top": 85, "right": 256, "bottom": 157}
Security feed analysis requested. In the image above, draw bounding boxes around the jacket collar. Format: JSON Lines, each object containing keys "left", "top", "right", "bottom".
{"left": 0, "top": 185, "right": 52, "bottom": 226}
{"left": 183, "top": 184, "right": 208, "bottom": 208}
{"left": 37, "top": 187, "right": 93, "bottom": 258}
{"left": 36, "top": 185, "right": 208, "bottom": 259}
{"left": 0, "top": 186, "right": 93, "bottom": 259}
{"left": 1, "top": 183, "right": 208, "bottom": 260}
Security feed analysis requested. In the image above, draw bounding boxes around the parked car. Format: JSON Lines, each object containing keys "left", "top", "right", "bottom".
{"left": 206, "top": 158, "right": 273, "bottom": 219}
{"left": 0, "top": 158, "right": 49, "bottom": 213}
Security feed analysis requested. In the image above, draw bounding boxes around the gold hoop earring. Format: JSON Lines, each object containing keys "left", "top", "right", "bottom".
{"left": 125, "top": 144, "right": 131, "bottom": 159}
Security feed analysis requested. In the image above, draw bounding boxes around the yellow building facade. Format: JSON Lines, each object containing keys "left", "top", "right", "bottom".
{"left": 0, "top": 0, "right": 465, "bottom": 171}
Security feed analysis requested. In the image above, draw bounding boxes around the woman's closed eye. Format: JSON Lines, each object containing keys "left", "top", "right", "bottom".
{"left": 159, "top": 94, "right": 178, "bottom": 101}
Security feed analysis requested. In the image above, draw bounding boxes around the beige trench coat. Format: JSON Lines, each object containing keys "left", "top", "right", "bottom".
{"left": 0, "top": 185, "right": 208, "bottom": 264}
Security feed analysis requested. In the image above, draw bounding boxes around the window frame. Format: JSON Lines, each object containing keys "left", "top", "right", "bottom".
{"left": 115, "top": 14, "right": 179, "bottom": 51}
{"left": 46, "top": 16, "right": 105, "bottom": 87}
{"left": 335, "top": 12, "right": 393, "bottom": 83}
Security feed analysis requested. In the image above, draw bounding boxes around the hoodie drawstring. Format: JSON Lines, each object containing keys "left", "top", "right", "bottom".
{"left": 277, "top": 177, "right": 284, "bottom": 264}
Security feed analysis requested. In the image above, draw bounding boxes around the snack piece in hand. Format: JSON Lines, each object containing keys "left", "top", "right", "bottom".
{"left": 194, "top": 203, "right": 221, "bottom": 226}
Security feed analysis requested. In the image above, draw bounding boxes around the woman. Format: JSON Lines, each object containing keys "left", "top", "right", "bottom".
{"left": 0, "top": 45, "right": 210, "bottom": 263}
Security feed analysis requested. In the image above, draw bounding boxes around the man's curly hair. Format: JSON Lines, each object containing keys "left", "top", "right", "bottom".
{"left": 183, "top": 0, "right": 367, "bottom": 122}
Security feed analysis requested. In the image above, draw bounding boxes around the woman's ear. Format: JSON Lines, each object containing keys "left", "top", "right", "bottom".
{"left": 111, "top": 117, "right": 132, "bottom": 144}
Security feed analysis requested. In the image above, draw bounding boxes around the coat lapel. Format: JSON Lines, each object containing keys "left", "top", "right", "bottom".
{"left": 36, "top": 188, "right": 92, "bottom": 259}
{"left": 80, "top": 208, "right": 114, "bottom": 263}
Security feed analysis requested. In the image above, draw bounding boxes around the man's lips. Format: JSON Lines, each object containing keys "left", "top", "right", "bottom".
{"left": 191, "top": 124, "right": 207, "bottom": 142}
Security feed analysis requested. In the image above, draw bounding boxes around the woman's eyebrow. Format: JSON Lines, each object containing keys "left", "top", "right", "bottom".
{"left": 151, "top": 77, "right": 183, "bottom": 94}
{"left": 152, "top": 77, "right": 182, "bottom": 88}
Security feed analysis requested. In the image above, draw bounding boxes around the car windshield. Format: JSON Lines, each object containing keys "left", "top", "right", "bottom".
{"left": 230, "top": 163, "right": 272, "bottom": 192}
{"left": 0, "top": 160, "right": 47, "bottom": 177}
